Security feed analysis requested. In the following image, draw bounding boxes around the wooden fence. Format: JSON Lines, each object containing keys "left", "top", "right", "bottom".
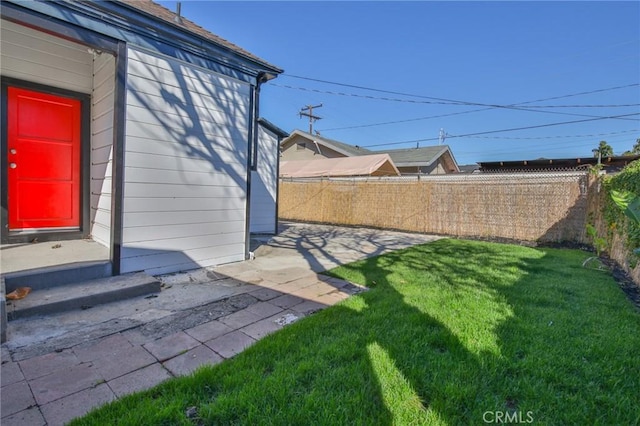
{"left": 279, "top": 173, "right": 591, "bottom": 244}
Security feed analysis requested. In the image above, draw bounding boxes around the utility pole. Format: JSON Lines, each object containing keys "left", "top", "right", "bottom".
{"left": 299, "top": 104, "right": 323, "bottom": 134}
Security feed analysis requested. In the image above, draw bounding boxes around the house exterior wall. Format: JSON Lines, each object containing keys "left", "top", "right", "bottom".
{"left": 90, "top": 53, "right": 116, "bottom": 248}
{"left": 121, "top": 47, "right": 251, "bottom": 274}
{"left": 281, "top": 134, "right": 345, "bottom": 161}
{"left": 0, "top": 19, "right": 93, "bottom": 94}
{"left": 1, "top": 19, "right": 114, "bottom": 247}
{"left": 249, "top": 124, "right": 279, "bottom": 234}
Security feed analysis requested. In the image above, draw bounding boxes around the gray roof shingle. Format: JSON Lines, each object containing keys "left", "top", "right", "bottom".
{"left": 292, "top": 131, "right": 373, "bottom": 157}
{"left": 118, "top": 0, "right": 282, "bottom": 72}
{"left": 375, "top": 146, "right": 449, "bottom": 166}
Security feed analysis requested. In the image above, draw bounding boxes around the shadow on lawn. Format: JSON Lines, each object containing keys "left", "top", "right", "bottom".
{"left": 320, "top": 239, "right": 640, "bottom": 424}
{"left": 317, "top": 239, "right": 534, "bottom": 424}
{"left": 75, "top": 235, "right": 637, "bottom": 425}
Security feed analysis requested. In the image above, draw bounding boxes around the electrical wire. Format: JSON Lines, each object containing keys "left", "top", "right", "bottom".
{"left": 308, "top": 82, "right": 640, "bottom": 131}
{"left": 280, "top": 74, "right": 639, "bottom": 109}
{"left": 272, "top": 83, "right": 639, "bottom": 123}
{"left": 459, "top": 129, "right": 639, "bottom": 140}
{"left": 362, "top": 112, "right": 640, "bottom": 148}
{"left": 272, "top": 82, "right": 640, "bottom": 109}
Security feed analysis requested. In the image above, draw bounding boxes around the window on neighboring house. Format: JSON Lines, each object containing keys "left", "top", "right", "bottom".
{"left": 296, "top": 142, "right": 306, "bottom": 150}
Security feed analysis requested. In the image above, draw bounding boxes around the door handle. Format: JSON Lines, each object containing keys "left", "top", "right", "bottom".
{"left": 9, "top": 163, "right": 17, "bottom": 169}
{"left": 10, "top": 149, "right": 17, "bottom": 154}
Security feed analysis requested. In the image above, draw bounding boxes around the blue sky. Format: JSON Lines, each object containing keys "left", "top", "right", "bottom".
{"left": 159, "top": 1, "right": 639, "bottom": 165}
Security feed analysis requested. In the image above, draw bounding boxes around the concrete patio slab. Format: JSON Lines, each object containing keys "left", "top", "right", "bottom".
{"left": 73, "top": 333, "right": 133, "bottom": 363}
{"left": 240, "top": 315, "right": 285, "bottom": 340}
{"left": 1, "top": 380, "right": 35, "bottom": 417}
{"left": 107, "top": 363, "right": 171, "bottom": 398}
{"left": 289, "top": 300, "right": 326, "bottom": 315}
{"left": 39, "top": 383, "right": 115, "bottom": 426}
{"left": 143, "top": 331, "right": 200, "bottom": 362}
{"left": 270, "top": 294, "right": 306, "bottom": 309}
{"left": 219, "top": 309, "right": 264, "bottom": 330}
{"left": 0, "top": 406, "right": 46, "bottom": 426}
{"left": 245, "top": 301, "right": 283, "bottom": 318}
{"left": 185, "top": 320, "right": 234, "bottom": 343}
{"left": 19, "top": 350, "right": 80, "bottom": 381}
{"left": 1, "top": 239, "right": 109, "bottom": 275}
{"left": 249, "top": 287, "right": 284, "bottom": 301}
{"left": 1, "top": 360, "right": 24, "bottom": 387}
{"left": 162, "top": 344, "right": 223, "bottom": 377}
{"left": 29, "top": 363, "right": 103, "bottom": 406}
{"left": 93, "top": 345, "right": 157, "bottom": 381}
{"left": 205, "top": 330, "right": 256, "bottom": 359}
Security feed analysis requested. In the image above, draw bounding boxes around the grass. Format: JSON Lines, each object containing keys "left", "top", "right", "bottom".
{"left": 72, "top": 239, "right": 640, "bottom": 425}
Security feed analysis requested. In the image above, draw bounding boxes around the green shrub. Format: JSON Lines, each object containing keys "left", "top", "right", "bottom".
{"left": 603, "top": 160, "right": 640, "bottom": 257}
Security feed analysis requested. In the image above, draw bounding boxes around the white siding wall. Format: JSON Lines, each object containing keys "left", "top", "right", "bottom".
{"left": 249, "top": 125, "right": 279, "bottom": 234}
{"left": 90, "top": 53, "right": 116, "bottom": 248}
{"left": 0, "top": 20, "right": 93, "bottom": 93}
{"left": 121, "top": 47, "right": 251, "bottom": 274}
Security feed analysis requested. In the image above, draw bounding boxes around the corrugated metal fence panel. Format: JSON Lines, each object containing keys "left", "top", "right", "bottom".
{"left": 249, "top": 125, "right": 279, "bottom": 233}
{"left": 121, "top": 47, "right": 251, "bottom": 274}
{"left": 279, "top": 172, "right": 590, "bottom": 243}
{"left": 0, "top": 19, "right": 93, "bottom": 93}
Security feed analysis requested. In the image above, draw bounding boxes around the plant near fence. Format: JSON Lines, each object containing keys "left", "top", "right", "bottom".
{"left": 592, "top": 160, "right": 640, "bottom": 268}
{"left": 583, "top": 223, "right": 608, "bottom": 270}
{"left": 610, "top": 190, "right": 640, "bottom": 255}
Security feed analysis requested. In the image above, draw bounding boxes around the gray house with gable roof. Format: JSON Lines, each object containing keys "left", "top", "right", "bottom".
{"left": 1, "top": 0, "right": 283, "bottom": 275}
{"left": 280, "top": 130, "right": 459, "bottom": 175}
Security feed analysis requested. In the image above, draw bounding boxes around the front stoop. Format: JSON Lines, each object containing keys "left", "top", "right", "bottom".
{"left": 3, "top": 261, "right": 113, "bottom": 292}
{"left": 5, "top": 272, "right": 161, "bottom": 321}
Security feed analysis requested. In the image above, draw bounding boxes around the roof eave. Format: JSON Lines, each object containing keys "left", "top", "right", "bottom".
{"left": 113, "top": 1, "right": 283, "bottom": 75}
{"left": 283, "top": 130, "right": 369, "bottom": 157}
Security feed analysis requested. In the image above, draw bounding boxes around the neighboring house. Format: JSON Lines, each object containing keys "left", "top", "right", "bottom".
{"left": 279, "top": 130, "right": 459, "bottom": 175}
{"left": 382, "top": 146, "right": 459, "bottom": 175}
{"left": 280, "top": 130, "right": 369, "bottom": 160}
{"left": 1, "top": 0, "right": 283, "bottom": 275}
{"left": 250, "top": 118, "right": 288, "bottom": 234}
{"left": 478, "top": 155, "right": 640, "bottom": 173}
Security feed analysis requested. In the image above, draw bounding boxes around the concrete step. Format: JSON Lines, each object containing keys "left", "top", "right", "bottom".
{"left": 3, "top": 261, "right": 112, "bottom": 292}
{"left": 6, "top": 272, "right": 161, "bottom": 321}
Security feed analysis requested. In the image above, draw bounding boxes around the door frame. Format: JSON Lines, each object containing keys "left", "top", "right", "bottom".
{"left": 1, "top": 77, "right": 91, "bottom": 243}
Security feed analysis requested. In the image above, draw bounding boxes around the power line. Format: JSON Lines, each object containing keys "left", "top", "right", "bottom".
{"left": 310, "top": 82, "right": 640, "bottom": 131}
{"left": 460, "top": 129, "right": 639, "bottom": 140}
{"left": 272, "top": 83, "right": 640, "bottom": 108}
{"left": 281, "top": 74, "right": 639, "bottom": 110}
{"left": 362, "top": 112, "right": 640, "bottom": 148}
{"left": 270, "top": 83, "right": 461, "bottom": 105}
{"left": 447, "top": 113, "right": 640, "bottom": 139}
{"left": 456, "top": 136, "right": 636, "bottom": 156}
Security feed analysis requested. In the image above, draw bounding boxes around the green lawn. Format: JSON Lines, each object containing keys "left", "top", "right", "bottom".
{"left": 73, "top": 239, "right": 640, "bottom": 425}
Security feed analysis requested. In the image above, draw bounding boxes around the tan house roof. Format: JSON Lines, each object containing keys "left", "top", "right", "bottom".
{"left": 280, "top": 154, "right": 400, "bottom": 178}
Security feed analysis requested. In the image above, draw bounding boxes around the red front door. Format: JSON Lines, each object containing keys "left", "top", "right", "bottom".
{"left": 7, "top": 87, "right": 81, "bottom": 230}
